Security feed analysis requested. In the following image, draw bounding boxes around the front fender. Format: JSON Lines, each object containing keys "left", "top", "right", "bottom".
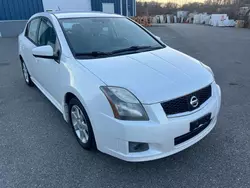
{"left": 61, "top": 60, "right": 114, "bottom": 137}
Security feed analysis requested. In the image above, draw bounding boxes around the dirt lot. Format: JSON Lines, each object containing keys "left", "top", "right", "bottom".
{"left": 0, "top": 24, "right": 250, "bottom": 188}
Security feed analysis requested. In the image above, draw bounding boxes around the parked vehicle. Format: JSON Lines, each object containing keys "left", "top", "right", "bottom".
{"left": 18, "top": 11, "right": 221, "bottom": 162}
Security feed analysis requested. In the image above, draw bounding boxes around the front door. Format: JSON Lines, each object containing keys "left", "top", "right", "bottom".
{"left": 35, "top": 18, "right": 62, "bottom": 105}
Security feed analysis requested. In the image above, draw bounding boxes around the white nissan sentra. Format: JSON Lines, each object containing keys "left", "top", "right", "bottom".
{"left": 18, "top": 11, "right": 221, "bottom": 162}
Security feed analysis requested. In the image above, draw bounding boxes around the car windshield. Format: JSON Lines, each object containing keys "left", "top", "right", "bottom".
{"left": 59, "top": 17, "right": 164, "bottom": 58}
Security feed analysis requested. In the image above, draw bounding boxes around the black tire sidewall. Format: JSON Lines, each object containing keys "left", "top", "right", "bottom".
{"left": 21, "top": 61, "right": 34, "bottom": 86}
{"left": 69, "top": 98, "right": 95, "bottom": 150}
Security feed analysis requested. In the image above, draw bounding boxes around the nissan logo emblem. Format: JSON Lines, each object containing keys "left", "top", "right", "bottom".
{"left": 190, "top": 96, "right": 199, "bottom": 108}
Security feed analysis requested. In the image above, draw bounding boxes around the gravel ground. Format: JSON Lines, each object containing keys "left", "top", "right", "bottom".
{"left": 0, "top": 24, "right": 250, "bottom": 188}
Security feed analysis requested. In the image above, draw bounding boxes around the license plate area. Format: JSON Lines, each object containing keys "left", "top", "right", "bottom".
{"left": 174, "top": 113, "right": 212, "bottom": 145}
{"left": 190, "top": 113, "right": 212, "bottom": 132}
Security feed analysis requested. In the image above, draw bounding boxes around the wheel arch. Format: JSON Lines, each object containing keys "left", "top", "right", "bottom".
{"left": 63, "top": 89, "right": 98, "bottom": 147}
{"left": 63, "top": 88, "right": 91, "bottom": 124}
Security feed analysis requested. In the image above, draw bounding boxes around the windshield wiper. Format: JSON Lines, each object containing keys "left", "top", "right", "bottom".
{"left": 75, "top": 46, "right": 163, "bottom": 58}
{"left": 75, "top": 51, "right": 111, "bottom": 58}
{"left": 111, "top": 45, "right": 162, "bottom": 55}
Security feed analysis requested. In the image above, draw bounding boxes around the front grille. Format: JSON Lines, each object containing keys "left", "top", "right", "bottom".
{"left": 161, "top": 85, "right": 212, "bottom": 116}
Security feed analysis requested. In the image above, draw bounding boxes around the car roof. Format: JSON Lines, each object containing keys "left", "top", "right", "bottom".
{"left": 48, "top": 11, "right": 124, "bottom": 19}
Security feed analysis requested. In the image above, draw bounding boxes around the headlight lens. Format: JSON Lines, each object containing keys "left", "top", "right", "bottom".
{"left": 100, "top": 86, "right": 149, "bottom": 121}
{"left": 202, "top": 63, "right": 214, "bottom": 77}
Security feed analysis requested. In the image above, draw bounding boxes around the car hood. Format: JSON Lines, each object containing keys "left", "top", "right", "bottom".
{"left": 77, "top": 47, "right": 214, "bottom": 104}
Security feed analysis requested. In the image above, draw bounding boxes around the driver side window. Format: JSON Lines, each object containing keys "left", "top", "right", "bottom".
{"left": 37, "top": 19, "right": 60, "bottom": 54}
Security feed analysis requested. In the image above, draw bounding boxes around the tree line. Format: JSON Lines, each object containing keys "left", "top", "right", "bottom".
{"left": 136, "top": 0, "right": 250, "bottom": 19}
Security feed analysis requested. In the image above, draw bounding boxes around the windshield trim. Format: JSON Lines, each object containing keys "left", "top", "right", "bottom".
{"left": 58, "top": 17, "right": 166, "bottom": 59}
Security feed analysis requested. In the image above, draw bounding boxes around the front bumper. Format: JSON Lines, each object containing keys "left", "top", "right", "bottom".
{"left": 94, "top": 83, "right": 221, "bottom": 162}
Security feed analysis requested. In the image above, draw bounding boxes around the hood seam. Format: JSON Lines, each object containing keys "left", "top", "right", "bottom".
{"left": 76, "top": 59, "right": 107, "bottom": 86}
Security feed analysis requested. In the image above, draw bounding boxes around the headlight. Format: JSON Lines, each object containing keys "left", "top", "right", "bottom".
{"left": 202, "top": 63, "right": 214, "bottom": 77}
{"left": 100, "top": 86, "right": 149, "bottom": 121}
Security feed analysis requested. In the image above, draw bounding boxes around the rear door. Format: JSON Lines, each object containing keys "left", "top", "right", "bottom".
{"left": 22, "top": 18, "right": 41, "bottom": 78}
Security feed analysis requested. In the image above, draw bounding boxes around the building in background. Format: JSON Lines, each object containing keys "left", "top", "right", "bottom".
{"left": 0, "top": 0, "right": 136, "bottom": 37}
{"left": 0, "top": 0, "right": 136, "bottom": 20}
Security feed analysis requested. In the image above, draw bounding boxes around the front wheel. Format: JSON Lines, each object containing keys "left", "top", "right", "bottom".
{"left": 69, "top": 98, "right": 96, "bottom": 150}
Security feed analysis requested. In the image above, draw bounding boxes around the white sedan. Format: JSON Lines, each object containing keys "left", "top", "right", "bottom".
{"left": 18, "top": 11, "right": 221, "bottom": 162}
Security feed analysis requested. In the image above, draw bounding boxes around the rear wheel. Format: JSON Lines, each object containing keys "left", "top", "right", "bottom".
{"left": 69, "top": 98, "right": 96, "bottom": 149}
{"left": 21, "top": 61, "right": 34, "bottom": 86}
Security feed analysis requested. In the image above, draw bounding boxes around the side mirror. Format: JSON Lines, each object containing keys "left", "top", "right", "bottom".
{"left": 32, "top": 45, "right": 58, "bottom": 60}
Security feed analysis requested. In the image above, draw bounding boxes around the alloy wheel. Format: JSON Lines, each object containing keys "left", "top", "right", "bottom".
{"left": 71, "top": 105, "right": 89, "bottom": 144}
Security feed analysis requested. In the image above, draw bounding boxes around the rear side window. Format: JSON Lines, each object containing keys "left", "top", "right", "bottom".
{"left": 26, "top": 18, "right": 40, "bottom": 44}
{"left": 37, "top": 19, "right": 57, "bottom": 51}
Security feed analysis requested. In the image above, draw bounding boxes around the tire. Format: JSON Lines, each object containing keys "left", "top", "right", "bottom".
{"left": 69, "top": 98, "right": 96, "bottom": 150}
{"left": 21, "top": 61, "right": 34, "bottom": 86}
